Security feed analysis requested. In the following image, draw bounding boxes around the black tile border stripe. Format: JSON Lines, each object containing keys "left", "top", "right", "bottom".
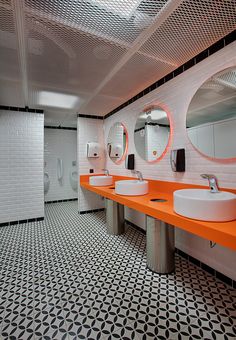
{"left": 104, "top": 31, "right": 235, "bottom": 120}
{"left": 79, "top": 208, "right": 105, "bottom": 214}
{"left": 45, "top": 198, "right": 77, "bottom": 204}
{"left": 77, "top": 114, "right": 104, "bottom": 120}
{"left": 0, "top": 216, "right": 44, "bottom": 227}
{"left": 0, "top": 105, "right": 44, "bottom": 114}
{"left": 125, "top": 219, "right": 236, "bottom": 288}
{"left": 175, "top": 249, "right": 236, "bottom": 289}
{"left": 125, "top": 219, "right": 146, "bottom": 235}
{"left": 45, "top": 125, "right": 77, "bottom": 131}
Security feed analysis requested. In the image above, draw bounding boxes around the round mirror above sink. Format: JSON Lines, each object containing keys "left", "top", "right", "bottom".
{"left": 134, "top": 106, "right": 171, "bottom": 162}
{"left": 186, "top": 66, "right": 236, "bottom": 160}
{"left": 107, "top": 122, "right": 128, "bottom": 164}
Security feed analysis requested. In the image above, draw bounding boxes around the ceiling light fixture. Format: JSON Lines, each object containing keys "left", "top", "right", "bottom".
{"left": 89, "top": 0, "right": 141, "bottom": 18}
{"left": 38, "top": 91, "right": 79, "bottom": 109}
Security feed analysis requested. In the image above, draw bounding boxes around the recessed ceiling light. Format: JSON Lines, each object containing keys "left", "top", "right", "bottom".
{"left": 38, "top": 91, "right": 79, "bottom": 109}
{"left": 89, "top": 0, "right": 141, "bottom": 18}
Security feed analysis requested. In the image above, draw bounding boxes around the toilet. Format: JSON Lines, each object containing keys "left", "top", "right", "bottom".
{"left": 44, "top": 172, "right": 50, "bottom": 194}
{"left": 70, "top": 170, "right": 78, "bottom": 191}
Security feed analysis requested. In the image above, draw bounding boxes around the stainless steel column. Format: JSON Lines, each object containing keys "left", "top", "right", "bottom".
{"left": 106, "top": 199, "right": 125, "bottom": 235}
{"left": 146, "top": 216, "right": 175, "bottom": 274}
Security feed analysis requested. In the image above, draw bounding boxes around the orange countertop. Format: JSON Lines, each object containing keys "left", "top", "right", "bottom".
{"left": 80, "top": 175, "right": 236, "bottom": 251}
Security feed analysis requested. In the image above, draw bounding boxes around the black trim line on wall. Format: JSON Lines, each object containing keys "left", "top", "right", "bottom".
{"left": 45, "top": 126, "right": 77, "bottom": 131}
{"left": 104, "top": 30, "right": 236, "bottom": 120}
{"left": 45, "top": 198, "right": 77, "bottom": 204}
{"left": 125, "top": 219, "right": 146, "bottom": 235}
{"left": 126, "top": 219, "right": 236, "bottom": 288}
{"left": 77, "top": 114, "right": 104, "bottom": 120}
{"left": 79, "top": 208, "right": 105, "bottom": 214}
{"left": 0, "top": 105, "right": 44, "bottom": 114}
{"left": 0, "top": 217, "right": 44, "bottom": 228}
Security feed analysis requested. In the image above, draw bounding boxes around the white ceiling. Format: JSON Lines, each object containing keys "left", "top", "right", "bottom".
{"left": 0, "top": 0, "right": 235, "bottom": 125}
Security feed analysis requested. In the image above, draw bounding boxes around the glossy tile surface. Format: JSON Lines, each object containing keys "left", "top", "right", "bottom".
{"left": 0, "top": 202, "right": 235, "bottom": 339}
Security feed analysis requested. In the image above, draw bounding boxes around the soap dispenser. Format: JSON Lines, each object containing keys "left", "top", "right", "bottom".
{"left": 125, "top": 154, "right": 135, "bottom": 170}
{"left": 170, "top": 149, "right": 185, "bottom": 172}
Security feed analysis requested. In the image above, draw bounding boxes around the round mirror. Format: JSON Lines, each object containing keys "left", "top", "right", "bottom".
{"left": 107, "top": 122, "right": 128, "bottom": 164}
{"left": 187, "top": 67, "right": 236, "bottom": 160}
{"left": 134, "top": 107, "right": 171, "bottom": 162}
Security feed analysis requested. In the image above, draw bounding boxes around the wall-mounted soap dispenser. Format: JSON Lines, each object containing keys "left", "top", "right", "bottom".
{"left": 170, "top": 149, "right": 185, "bottom": 172}
{"left": 87, "top": 142, "right": 100, "bottom": 158}
{"left": 125, "top": 154, "right": 135, "bottom": 170}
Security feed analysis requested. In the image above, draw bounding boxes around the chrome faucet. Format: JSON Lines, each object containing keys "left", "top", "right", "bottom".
{"left": 201, "top": 174, "right": 219, "bottom": 193}
{"left": 132, "top": 170, "right": 143, "bottom": 181}
{"left": 102, "top": 169, "right": 109, "bottom": 176}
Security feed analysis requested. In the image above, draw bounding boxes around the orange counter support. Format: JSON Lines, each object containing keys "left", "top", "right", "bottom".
{"left": 80, "top": 175, "right": 236, "bottom": 251}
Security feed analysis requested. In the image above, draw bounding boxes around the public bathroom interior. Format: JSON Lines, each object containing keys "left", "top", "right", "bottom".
{"left": 0, "top": 1, "right": 236, "bottom": 339}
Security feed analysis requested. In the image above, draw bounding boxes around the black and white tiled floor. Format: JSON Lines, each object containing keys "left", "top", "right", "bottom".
{"left": 0, "top": 202, "right": 235, "bottom": 340}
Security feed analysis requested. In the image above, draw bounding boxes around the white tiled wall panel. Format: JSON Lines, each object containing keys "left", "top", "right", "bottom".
{"left": 77, "top": 117, "right": 105, "bottom": 212}
{"left": 102, "top": 42, "right": 236, "bottom": 280}
{"left": 0, "top": 110, "right": 44, "bottom": 223}
{"left": 104, "top": 42, "right": 236, "bottom": 188}
{"left": 44, "top": 128, "right": 77, "bottom": 202}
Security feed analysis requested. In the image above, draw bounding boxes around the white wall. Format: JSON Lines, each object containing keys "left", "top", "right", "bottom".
{"left": 44, "top": 128, "right": 77, "bottom": 201}
{"left": 146, "top": 125, "right": 169, "bottom": 161}
{"left": 78, "top": 117, "right": 105, "bottom": 212}
{"left": 188, "top": 117, "right": 236, "bottom": 158}
{"left": 103, "top": 42, "right": 236, "bottom": 280}
{"left": 0, "top": 110, "right": 44, "bottom": 223}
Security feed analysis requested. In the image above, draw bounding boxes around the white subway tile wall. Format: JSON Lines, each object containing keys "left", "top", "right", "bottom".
{"left": 104, "top": 42, "right": 236, "bottom": 188}
{"left": 78, "top": 42, "right": 236, "bottom": 280}
{"left": 77, "top": 117, "right": 105, "bottom": 212}
{"left": 44, "top": 128, "right": 77, "bottom": 202}
{"left": 0, "top": 110, "right": 44, "bottom": 223}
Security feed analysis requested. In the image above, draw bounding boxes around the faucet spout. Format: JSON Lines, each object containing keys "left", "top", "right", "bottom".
{"left": 132, "top": 170, "right": 143, "bottom": 181}
{"left": 201, "top": 174, "right": 219, "bottom": 193}
{"left": 102, "top": 169, "right": 109, "bottom": 176}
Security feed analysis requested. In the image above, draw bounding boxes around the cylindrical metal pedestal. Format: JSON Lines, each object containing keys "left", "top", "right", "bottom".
{"left": 146, "top": 216, "right": 175, "bottom": 274}
{"left": 106, "top": 199, "right": 125, "bottom": 235}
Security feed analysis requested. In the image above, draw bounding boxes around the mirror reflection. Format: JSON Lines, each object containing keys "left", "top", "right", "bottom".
{"left": 187, "top": 67, "right": 236, "bottom": 159}
{"left": 134, "top": 107, "right": 170, "bottom": 162}
{"left": 107, "top": 122, "right": 127, "bottom": 164}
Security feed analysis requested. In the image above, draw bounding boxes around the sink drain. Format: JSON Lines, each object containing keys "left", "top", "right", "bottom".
{"left": 150, "top": 198, "right": 167, "bottom": 202}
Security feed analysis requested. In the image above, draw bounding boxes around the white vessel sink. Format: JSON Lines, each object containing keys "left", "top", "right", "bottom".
{"left": 174, "top": 189, "right": 236, "bottom": 222}
{"left": 115, "top": 180, "right": 149, "bottom": 196}
{"left": 89, "top": 175, "right": 113, "bottom": 186}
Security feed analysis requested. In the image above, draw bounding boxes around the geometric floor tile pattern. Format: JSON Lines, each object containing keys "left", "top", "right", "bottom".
{"left": 0, "top": 201, "right": 235, "bottom": 340}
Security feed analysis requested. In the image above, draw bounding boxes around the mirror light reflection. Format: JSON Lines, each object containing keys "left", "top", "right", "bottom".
{"left": 187, "top": 67, "right": 236, "bottom": 159}
{"left": 134, "top": 107, "right": 170, "bottom": 162}
{"left": 107, "top": 122, "right": 127, "bottom": 164}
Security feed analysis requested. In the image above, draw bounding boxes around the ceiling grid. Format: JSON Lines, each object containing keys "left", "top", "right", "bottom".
{"left": 0, "top": 0, "right": 235, "bottom": 119}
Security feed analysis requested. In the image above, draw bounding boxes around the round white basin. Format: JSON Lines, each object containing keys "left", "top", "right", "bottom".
{"left": 115, "top": 180, "right": 149, "bottom": 196}
{"left": 174, "top": 189, "right": 236, "bottom": 222}
{"left": 89, "top": 175, "right": 113, "bottom": 186}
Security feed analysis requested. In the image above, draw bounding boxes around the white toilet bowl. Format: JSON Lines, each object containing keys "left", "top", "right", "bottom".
{"left": 70, "top": 170, "right": 78, "bottom": 191}
{"left": 44, "top": 172, "right": 50, "bottom": 194}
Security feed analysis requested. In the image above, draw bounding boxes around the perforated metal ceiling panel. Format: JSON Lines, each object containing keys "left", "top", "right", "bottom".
{"left": 0, "top": 0, "right": 235, "bottom": 117}
{"left": 140, "top": 0, "right": 236, "bottom": 64}
{"left": 0, "top": 2, "right": 24, "bottom": 106}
